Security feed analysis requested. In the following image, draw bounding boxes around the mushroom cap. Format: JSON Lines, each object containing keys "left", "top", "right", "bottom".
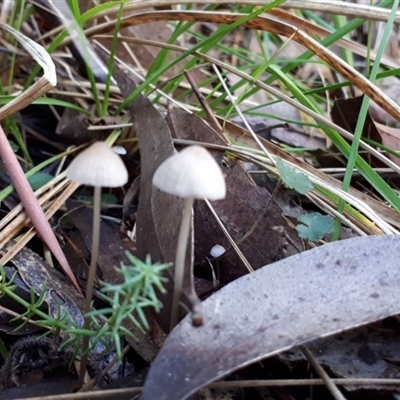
{"left": 152, "top": 145, "right": 226, "bottom": 200}
{"left": 210, "top": 244, "right": 226, "bottom": 258}
{"left": 67, "top": 141, "right": 128, "bottom": 187}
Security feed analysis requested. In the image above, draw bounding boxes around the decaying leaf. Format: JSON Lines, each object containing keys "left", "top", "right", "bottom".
{"left": 1, "top": 376, "right": 76, "bottom": 399}
{"left": 66, "top": 201, "right": 137, "bottom": 285}
{"left": 281, "top": 324, "right": 400, "bottom": 392}
{"left": 141, "top": 235, "right": 400, "bottom": 400}
{"left": 0, "top": 241, "right": 84, "bottom": 328}
{"left": 113, "top": 64, "right": 200, "bottom": 332}
{"left": 330, "top": 95, "right": 384, "bottom": 167}
{"left": 332, "top": 96, "right": 400, "bottom": 169}
{"left": 375, "top": 122, "right": 400, "bottom": 167}
{"left": 0, "top": 268, "right": 44, "bottom": 335}
{"left": 56, "top": 109, "right": 112, "bottom": 145}
{"left": 0, "top": 336, "right": 74, "bottom": 393}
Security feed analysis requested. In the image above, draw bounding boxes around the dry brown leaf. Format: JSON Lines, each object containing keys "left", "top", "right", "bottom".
{"left": 113, "top": 64, "right": 203, "bottom": 332}
{"left": 282, "top": 324, "right": 400, "bottom": 392}
{"left": 0, "top": 241, "right": 84, "bottom": 328}
{"left": 331, "top": 96, "right": 384, "bottom": 167}
{"left": 222, "top": 119, "right": 400, "bottom": 231}
{"left": 66, "top": 202, "right": 161, "bottom": 363}
{"left": 375, "top": 122, "right": 400, "bottom": 167}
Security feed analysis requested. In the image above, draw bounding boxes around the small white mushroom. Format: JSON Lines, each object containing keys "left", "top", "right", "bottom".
{"left": 112, "top": 145, "right": 127, "bottom": 155}
{"left": 210, "top": 244, "right": 226, "bottom": 258}
{"left": 67, "top": 141, "right": 128, "bottom": 382}
{"left": 153, "top": 145, "right": 226, "bottom": 200}
{"left": 152, "top": 145, "right": 226, "bottom": 329}
{"left": 67, "top": 141, "right": 128, "bottom": 187}
{"left": 67, "top": 142, "right": 128, "bottom": 293}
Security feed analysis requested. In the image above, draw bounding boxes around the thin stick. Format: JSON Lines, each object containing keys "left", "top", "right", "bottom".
{"left": 301, "top": 346, "right": 347, "bottom": 400}
{"left": 183, "top": 70, "right": 225, "bottom": 137}
{"left": 0, "top": 123, "right": 80, "bottom": 291}
{"left": 77, "top": 185, "right": 102, "bottom": 387}
{"left": 170, "top": 197, "right": 193, "bottom": 330}
{"left": 11, "top": 375, "right": 400, "bottom": 400}
{"left": 205, "top": 199, "right": 254, "bottom": 273}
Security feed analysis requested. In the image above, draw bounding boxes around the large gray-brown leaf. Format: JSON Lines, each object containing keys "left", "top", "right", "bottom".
{"left": 113, "top": 65, "right": 199, "bottom": 332}
{"left": 141, "top": 234, "right": 400, "bottom": 400}
{"left": 280, "top": 324, "right": 400, "bottom": 391}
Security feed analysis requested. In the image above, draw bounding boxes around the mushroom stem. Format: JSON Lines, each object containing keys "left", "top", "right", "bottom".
{"left": 170, "top": 197, "right": 194, "bottom": 330}
{"left": 78, "top": 185, "right": 102, "bottom": 387}
{"left": 86, "top": 185, "right": 102, "bottom": 308}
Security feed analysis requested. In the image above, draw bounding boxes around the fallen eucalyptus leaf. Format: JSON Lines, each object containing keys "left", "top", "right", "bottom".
{"left": 141, "top": 234, "right": 400, "bottom": 400}
{"left": 0, "top": 241, "right": 84, "bottom": 328}
{"left": 331, "top": 96, "right": 384, "bottom": 168}
{"left": 281, "top": 324, "right": 400, "bottom": 391}
{"left": 66, "top": 201, "right": 161, "bottom": 363}
{"left": 113, "top": 64, "right": 200, "bottom": 332}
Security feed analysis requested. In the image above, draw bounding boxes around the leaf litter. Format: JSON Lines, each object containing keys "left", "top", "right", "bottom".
{"left": 65, "top": 201, "right": 161, "bottom": 363}
{"left": 141, "top": 235, "right": 400, "bottom": 400}
{"left": 110, "top": 58, "right": 400, "bottom": 400}
{"left": 1, "top": 3, "right": 400, "bottom": 400}
{"left": 281, "top": 323, "right": 400, "bottom": 392}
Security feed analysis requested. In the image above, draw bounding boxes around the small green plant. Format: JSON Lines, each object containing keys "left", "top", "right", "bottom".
{"left": 276, "top": 157, "right": 314, "bottom": 195}
{"left": 0, "top": 253, "right": 169, "bottom": 360}
{"left": 88, "top": 253, "right": 170, "bottom": 358}
{"left": 296, "top": 212, "right": 335, "bottom": 242}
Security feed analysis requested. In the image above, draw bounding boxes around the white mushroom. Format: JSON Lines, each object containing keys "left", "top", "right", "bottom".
{"left": 210, "top": 244, "right": 226, "bottom": 258}
{"left": 67, "top": 141, "right": 128, "bottom": 187}
{"left": 152, "top": 145, "right": 226, "bottom": 329}
{"left": 67, "top": 141, "right": 128, "bottom": 382}
{"left": 153, "top": 145, "right": 226, "bottom": 200}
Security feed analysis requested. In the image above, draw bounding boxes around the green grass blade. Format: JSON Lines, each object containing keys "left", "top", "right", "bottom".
{"left": 114, "top": 0, "right": 287, "bottom": 115}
